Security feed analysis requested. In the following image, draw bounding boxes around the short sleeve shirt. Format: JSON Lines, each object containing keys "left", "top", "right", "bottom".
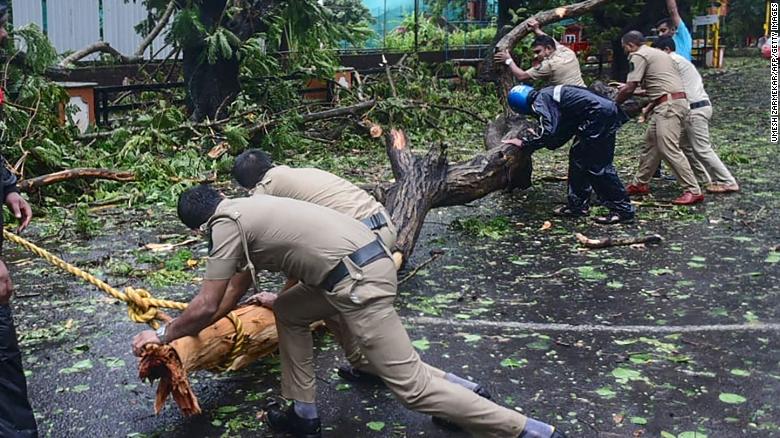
{"left": 204, "top": 196, "right": 377, "bottom": 285}
{"left": 673, "top": 20, "right": 693, "bottom": 61}
{"left": 252, "top": 166, "right": 383, "bottom": 221}
{"left": 669, "top": 52, "right": 708, "bottom": 103}
{"left": 527, "top": 44, "right": 586, "bottom": 87}
{"left": 626, "top": 45, "right": 684, "bottom": 101}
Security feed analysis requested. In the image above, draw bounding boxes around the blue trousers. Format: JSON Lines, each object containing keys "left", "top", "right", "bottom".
{"left": 0, "top": 304, "right": 38, "bottom": 438}
{"left": 567, "top": 133, "right": 634, "bottom": 218}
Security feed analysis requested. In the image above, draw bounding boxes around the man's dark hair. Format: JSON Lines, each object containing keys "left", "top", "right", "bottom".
{"left": 655, "top": 17, "right": 676, "bottom": 30}
{"left": 532, "top": 35, "right": 556, "bottom": 50}
{"left": 653, "top": 36, "right": 676, "bottom": 52}
{"left": 232, "top": 149, "right": 274, "bottom": 189}
{"left": 177, "top": 184, "right": 223, "bottom": 230}
{"left": 621, "top": 31, "right": 646, "bottom": 46}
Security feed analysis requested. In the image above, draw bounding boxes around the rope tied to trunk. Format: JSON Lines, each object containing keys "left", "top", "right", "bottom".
{"left": 3, "top": 229, "right": 246, "bottom": 372}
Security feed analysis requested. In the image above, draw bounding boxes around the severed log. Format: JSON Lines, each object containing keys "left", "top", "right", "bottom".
{"left": 138, "top": 304, "right": 279, "bottom": 416}
{"left": 17, "top": 168, "right": 136, "bottom": 192}
{"left": 575, "top": 232, "right": 663, "bottom": 249}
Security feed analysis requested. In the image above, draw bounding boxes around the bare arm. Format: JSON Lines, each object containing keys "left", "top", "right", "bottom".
{"left": 494, "top": 50, "right": 533, "bottom": 81}
{"left": 615, "top": 82, "right": 638, "bottom": 105}
{"left": 666, "top": 0, "right": 682, "bottom": 26}
{"left": 507, "top": 61, "right": 533, "bottom": 81}
{"left": 164, "top": 279, "right": 231, "bottom": 341}
{"left": 211, "top": 271, "right": 253, "bottom": 324}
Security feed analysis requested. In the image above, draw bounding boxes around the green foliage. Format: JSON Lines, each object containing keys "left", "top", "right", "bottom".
{"left": 73, "top": 204, "right": 100, "bottom": 237}
{"left": 322, "top": 0, "right": 375, "bottom": 28}
{"left": 9, "top": 24, "right": 59, "bottom": 74}
{"left": 205, "top": 27, "right": 242, "bottom": 64}
{"left": 452, "top": 216, "right": 512, "bottom": 240}
{"left": 170, "top": 6, "right": 207, "bottom": 47}
{"left": 383, "top": 15, "right": 496, "bottom": 51}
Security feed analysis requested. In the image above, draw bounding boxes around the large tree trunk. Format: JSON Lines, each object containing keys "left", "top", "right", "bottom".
{"left": 379, "top": 114, "right": 534, "bottom": 264}
{"left": 181, "top": 0, "right": 275, "bottom": 121}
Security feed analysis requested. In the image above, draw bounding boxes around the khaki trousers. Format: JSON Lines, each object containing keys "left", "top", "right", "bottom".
{"left": 274, "top": 258, "right": 526, "bottom": 438}
{"left": 324, "top": 212, "right": 397, "bottom": 371}
{"left": 634, "top": 100, "right": 701, "bottom": 194}
{"left": 680, "top": 106, "right": 736, "bottom": 185}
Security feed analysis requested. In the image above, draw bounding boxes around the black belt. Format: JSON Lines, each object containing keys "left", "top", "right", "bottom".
{"left": 361, "top": 212, "right": 388, "bottom": 230}
{"left": 320, "top": 239, "right": 389, "bottom": 291}
{"left": 690, "top": 100, "right": 710, "bottom": 110}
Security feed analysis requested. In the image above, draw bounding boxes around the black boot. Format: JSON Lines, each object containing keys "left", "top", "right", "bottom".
{"left": 266, "top": 404, "right": 322, "bottom": 438}
{"left": 431, "top": 385, "right": 492, "bottom": 430}
{"left": 336, "top": 364, "right": 383, "bottom": 384}
{"left": 518, "top": 430, "right": 568, "bottom": 438}
{"left": 517, "top": 418, "right": 567, "bottom": 438}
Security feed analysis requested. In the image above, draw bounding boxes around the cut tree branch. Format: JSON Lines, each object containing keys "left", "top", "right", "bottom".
{"left": 17, "top": 168, "right": 136, "bottom": 192}
{"left": 575, "top": 233, "right": 663, "bottom": 249}
{"left": 59, "top": 42, "right": 138, "bottom": 68}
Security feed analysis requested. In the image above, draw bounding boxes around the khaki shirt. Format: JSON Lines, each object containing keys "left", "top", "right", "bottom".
{"left": 527, "top": 43, "right": 586, "bottom": 87}
{"left": 204, "top": 196, "right": 376, "bottom": 285}
{"left": 252, "top": 166, "right": 383, "bottom": 220}
{"left": 626, "top": 45, "right": 684, "bottom": 101}
{"left": 669, "top": 52, "right": 709, "bottom": 104}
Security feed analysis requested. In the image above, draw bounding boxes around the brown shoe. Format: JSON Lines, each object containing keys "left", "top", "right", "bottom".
{"left": 707, "top": 183, "right": 740, "bottom": 193}
{"left": 673, "top": 192, "right": 705, "bottom": 205}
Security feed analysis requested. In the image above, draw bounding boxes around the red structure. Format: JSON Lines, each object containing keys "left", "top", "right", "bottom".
{"left": 466, "top": 0, "right": 487, "bottom": 21}
{"left": 561, "top": 23, "right": 590, "bottom": 54}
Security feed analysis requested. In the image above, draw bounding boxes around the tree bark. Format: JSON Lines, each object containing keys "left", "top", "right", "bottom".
{"left": 378, "top": 116, "right": 534, "bottom": 265}
{"left": 181, "top": 0, "right": 275, "bottom": 121}
{"left": 17, "top": 168, "right": 135, "bottom": 192}
{"left": 59, "top": 42, "right": 137, "bottom": 68}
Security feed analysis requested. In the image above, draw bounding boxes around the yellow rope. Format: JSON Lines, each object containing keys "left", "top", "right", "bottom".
{"left": 3, "top": 229, "right": 246, "bottom": 371}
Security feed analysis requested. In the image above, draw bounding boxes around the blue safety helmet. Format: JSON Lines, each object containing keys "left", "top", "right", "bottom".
{"left": 507, "top": 85, "right": 535, "bottom": 114}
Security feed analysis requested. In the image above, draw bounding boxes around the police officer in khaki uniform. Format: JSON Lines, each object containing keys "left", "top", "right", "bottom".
{"left": 232, "top": 149, "right": 396, "bottom": 250}
{"left": 652, "top": 37, "right": 739, "bottom": 193}
{"left": 232, "top": 149, "right": 398, "bottom": 385}
{"left": 494, "top": 18, "right": 586, "bottom": 87}
{"left": 616, "top": 31, "right": 704, "bottom": 205}
{"left": 231, "top": 150, "right": 494, "bottom": 424}
{"left": 132, "top": 185, "right": 568, "bottom": 438}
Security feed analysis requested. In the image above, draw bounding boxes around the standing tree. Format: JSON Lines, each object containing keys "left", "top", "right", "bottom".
{"left": 138, "top": 0, "right": 369, "bottom": 121}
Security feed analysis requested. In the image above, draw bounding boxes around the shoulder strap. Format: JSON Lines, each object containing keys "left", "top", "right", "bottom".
{"left": 207, "top": 211, "right": 260, "bottom": 293}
